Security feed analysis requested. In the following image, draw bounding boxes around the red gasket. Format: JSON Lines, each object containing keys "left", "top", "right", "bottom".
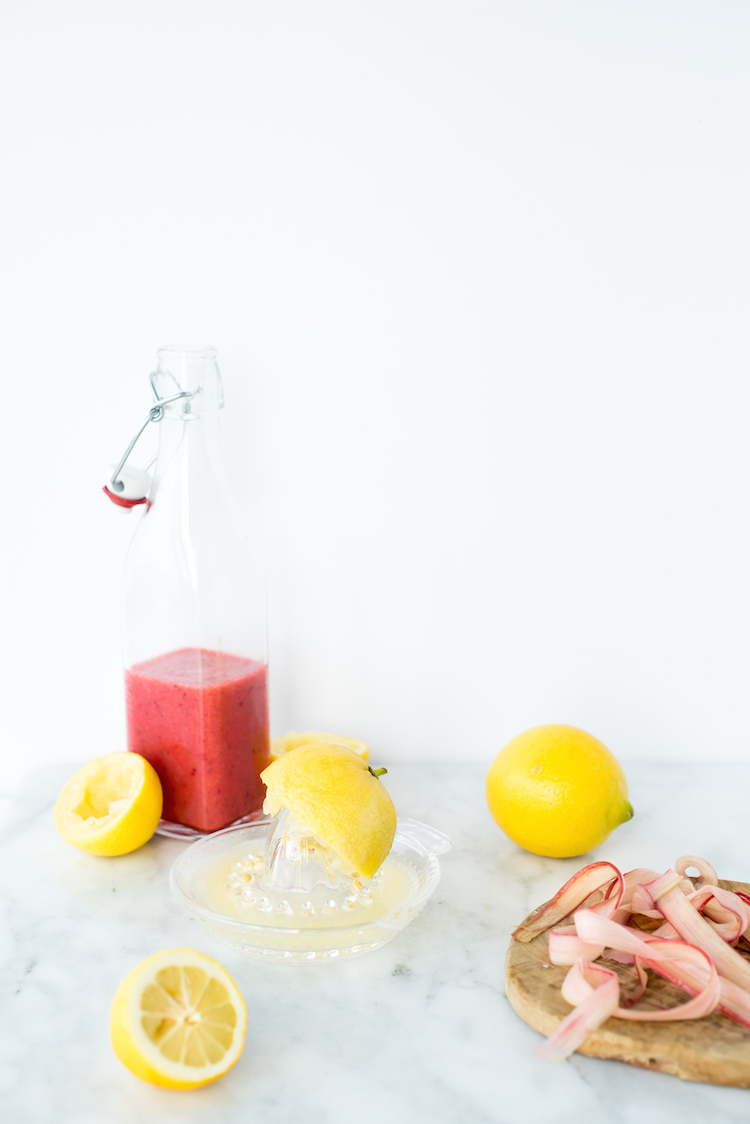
{"left": 102, "top": 486, "right": 147, "bottom": 508}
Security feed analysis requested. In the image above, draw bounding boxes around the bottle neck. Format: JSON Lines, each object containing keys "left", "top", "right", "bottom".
{"left": 149, "top": 411, "right": 230, "bottom": 509}
{"left": 148, "top": 346, "right": 228, "bottom": 506}
{"left": 152, "top": 345, "right": 224, "bottom": 418}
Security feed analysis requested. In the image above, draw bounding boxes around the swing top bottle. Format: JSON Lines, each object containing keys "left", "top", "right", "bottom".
{"left": 122, "top": 346, "right": 270, "bottom": 834}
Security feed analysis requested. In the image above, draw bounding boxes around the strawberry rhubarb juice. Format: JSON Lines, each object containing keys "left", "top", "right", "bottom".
{"left": 125, "top": 647, "right": 270, "bottom": 833}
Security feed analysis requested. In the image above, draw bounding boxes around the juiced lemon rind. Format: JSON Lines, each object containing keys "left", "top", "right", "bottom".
{"left": 54, "top": 752, "right": 163, "bottom": 856}
{"left": 269, "top": 731, "right": 369, "bottom": 763}
{"left": 110, "top": 948, "right": 246, "bottom": 1089}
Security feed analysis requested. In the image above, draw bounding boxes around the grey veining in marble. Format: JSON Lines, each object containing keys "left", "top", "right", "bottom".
{"left": 2, "top": 762, "right": 750, "bottom": 1123}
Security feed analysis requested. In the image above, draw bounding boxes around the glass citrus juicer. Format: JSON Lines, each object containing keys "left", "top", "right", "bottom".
{"left": 169, "top": 745, "right": 453, "bottom": 962}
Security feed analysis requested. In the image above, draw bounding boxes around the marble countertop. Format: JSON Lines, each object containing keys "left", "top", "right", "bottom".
{"left": 3, "top": 761, "right": 750, "bottom": 1123}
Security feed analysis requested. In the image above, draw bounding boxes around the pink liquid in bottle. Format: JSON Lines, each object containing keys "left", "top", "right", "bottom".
{"left": 125, "top": 647, "right": 270, "bottom": 833}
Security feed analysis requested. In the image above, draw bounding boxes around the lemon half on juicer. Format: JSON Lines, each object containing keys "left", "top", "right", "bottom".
{"left": 261, "top": 742, "right": 395, "bottom": 881}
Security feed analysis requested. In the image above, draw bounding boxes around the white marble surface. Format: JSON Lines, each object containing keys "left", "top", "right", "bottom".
{"left": 3, "top": 762, "right": 750, "bottom": 1123}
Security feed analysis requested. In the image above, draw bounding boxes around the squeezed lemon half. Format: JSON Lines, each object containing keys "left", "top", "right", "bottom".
{"left": 269, "top": 730, "right": 370, "bottom": 763}
{"left": 54, "top": 752, "right": 162, "bottom": 856}
{"left": 261, "top": 742, "right": 396, "bottom": 881}
{"left": 110, "top": 948, "right": 246, "bottom": 1089}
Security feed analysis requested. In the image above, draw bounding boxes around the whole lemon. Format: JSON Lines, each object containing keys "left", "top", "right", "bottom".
{"left": 486, "top": 724, "right": 633, "bottom": 858}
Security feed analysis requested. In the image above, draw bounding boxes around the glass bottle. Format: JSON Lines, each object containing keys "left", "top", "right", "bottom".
{"left": 122, "top": 346, "right": 269, "bottom": 836}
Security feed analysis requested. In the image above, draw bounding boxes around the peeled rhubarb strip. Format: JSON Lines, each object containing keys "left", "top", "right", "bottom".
{"left": 603, "top": 949, "right": 635, "bottom": 964}
{"left": 631, "top": 870, "right": 683, "bottom": 919}
{"left": 562, "top": 958, "right": 616, "bottom": 1006}
{"left": 608, "top": 869, "right": 662, "bottom": 927}
{"left": 535, "top": 960, "right": 619, "bottom": 1062}
{"left": 645, "top": 869, "right": 684, "bottom": 902}
{"left": 612, "top": 940, "right": 720, "bottom": 1022}
{"left": 687, "top": 886, "right": 750, "bottom": 944}
{"left": 538, "top": 931, "right": 720, "bottom": 1065}
{"left": 620, "top": 956, "right": 649, "bottom": 1007}
{"left": 643, "top": 873, "right": 750, "bottom": 993}
{"left": 512, "top": 862, "right": 624, "bottom": 943}
{"left": 548, "top": 925, "right": 604, "bottom": 966}
{"left": 675, "top": 855, "right": 718, "bottom": 890}
{"left": 572, "top": 912, "right": 720, "bottom": 1020}
{"left": 649, "top": 920, "right": 679, "bottom": 940}
{"left": 620, "top": 868, "right": 661, "bottom": 909}
{"left": 573, "top": 910, "right": 658, "bottom": 957}
{"left": 630, "top": 887, "right": 663, "bottom": 919}
{"left": 641, "top": 953, "right": 750, "bottom": 1031}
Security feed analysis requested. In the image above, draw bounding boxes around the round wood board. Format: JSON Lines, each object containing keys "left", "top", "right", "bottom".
{"left": 505, "top": 878, "right": 750, "bottom": 1087}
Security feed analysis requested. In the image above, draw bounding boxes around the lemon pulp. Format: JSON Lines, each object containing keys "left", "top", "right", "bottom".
{"left": 111, "top": 948, "right": 246, "bottom": 1088}
{"left": 140, "top": 966, "right": 235, "bottom": 1065}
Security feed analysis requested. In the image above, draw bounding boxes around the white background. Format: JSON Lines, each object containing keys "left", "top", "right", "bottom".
{"left": 2, "top": 1, "right": 750, "bottom": 791}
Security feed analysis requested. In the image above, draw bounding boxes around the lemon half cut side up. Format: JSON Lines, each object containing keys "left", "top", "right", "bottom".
{"left": 110, "top": 948, "right": 247, "bottom": 1089}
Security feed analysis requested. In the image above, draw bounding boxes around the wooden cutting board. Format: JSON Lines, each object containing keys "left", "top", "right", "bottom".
{"left": 505, "top": 878, "right": 750, "bottom": 1087}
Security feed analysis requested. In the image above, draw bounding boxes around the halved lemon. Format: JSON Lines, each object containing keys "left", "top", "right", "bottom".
{"left": 110, "top": 948, "right": 246, "bottom": 1089}
{"left": 261, "top": 742, "right": 395, "bottom": 881}
{"left": 269, "top": 730, "right": 370, "bottom": 763}
{"left": 54, "top": 752, "right": 162, "bottom": 856}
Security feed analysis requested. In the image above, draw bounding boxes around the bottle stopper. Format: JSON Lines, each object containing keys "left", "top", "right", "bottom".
{"left": 103, "top": 383, "right": 192, "bottom": 510}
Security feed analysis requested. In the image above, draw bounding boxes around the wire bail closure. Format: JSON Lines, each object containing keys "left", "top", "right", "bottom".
{"left": 103, "top": 378, "right": 194, "bottom": 509}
